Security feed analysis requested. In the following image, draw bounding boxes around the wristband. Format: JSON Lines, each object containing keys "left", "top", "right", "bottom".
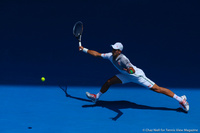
{"left": 82, "top": 48, "right": 88, "bottom": 53}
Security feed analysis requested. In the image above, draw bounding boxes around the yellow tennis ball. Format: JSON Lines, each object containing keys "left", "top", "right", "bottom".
{"left": 41, "top": 77, "right": 45, "bottom": 82}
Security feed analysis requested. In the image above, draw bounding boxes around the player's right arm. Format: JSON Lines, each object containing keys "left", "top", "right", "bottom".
{"left": 79, "top": 46, "right": 102, "bottom": 57}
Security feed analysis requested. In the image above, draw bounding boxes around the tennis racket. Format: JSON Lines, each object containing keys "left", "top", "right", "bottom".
{"left": 73, "top": 21, "right": 83, "bottom": 47}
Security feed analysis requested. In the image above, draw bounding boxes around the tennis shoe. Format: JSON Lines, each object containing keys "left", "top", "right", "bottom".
{"left": 86, "top": 92, "right": 97, "bottom": 103}
{"left": 179, "top": 95, "right": 189, "bottom": 112}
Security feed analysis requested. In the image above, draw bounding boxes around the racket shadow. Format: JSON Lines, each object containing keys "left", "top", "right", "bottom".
{"left": 59, "top": 86, "right": 187, "bottom": 121}
{"left": 59, "top": 85, "right": 92, "bottom": 103}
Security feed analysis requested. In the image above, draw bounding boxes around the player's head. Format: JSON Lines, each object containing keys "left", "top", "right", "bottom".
{"left": 111, "top": 42, "right": 123, "bottom": 51}
{"left": 111, "top": 42, "right": 123, "bottom": 57}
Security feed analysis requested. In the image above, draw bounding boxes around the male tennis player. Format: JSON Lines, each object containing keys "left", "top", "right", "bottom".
{"left": 79, "top": 42, "right": 189, "bottom": 112}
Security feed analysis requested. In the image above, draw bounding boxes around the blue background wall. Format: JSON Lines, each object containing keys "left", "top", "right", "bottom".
{"left": 0, "top": 0, "right": 199, "bottom": 87}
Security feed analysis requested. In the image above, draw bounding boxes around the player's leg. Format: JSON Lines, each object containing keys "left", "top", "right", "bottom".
{"left": 134, "top": 72, "right": 180, "bottom": 99}
{"left": 150, "top": 84, "right": 174, "bottom": 97}
{"left": 86, "top": 76, "right": 122, "bottom": 102}
{"left": 150, "top": 84, "right": 189, "bottom": 111}
{"left": 134, "top": 72, "right": 189, "bottom": 112}
{"left": 100, "top": 75, "right": 122, "bottom": 93}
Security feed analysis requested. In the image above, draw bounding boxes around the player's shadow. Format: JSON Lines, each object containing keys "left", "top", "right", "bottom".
{"left": 59, "top": 86, "right": 187, "bottom": 121}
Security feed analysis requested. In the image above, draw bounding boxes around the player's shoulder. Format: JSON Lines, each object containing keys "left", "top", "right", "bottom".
{"left": 120, "top": 53, "right": 128, "bottom": 59}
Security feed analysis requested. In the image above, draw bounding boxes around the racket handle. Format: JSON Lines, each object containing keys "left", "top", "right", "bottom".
{"left": 79, "top": 41, "right": 82, "bottom": 47}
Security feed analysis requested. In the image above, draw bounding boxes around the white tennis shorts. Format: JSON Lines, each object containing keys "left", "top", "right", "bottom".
{"left": 116, "top": 69, "right": 155, "bottom": 88}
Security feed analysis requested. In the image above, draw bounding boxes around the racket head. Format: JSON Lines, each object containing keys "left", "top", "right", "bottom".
{"left": 73, "top": 21, "right": 83, "bottom": 40}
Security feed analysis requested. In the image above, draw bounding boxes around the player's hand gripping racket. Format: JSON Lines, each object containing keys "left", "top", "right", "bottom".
{"left": 73, "top": 21, "right": 83, "bottom": 47}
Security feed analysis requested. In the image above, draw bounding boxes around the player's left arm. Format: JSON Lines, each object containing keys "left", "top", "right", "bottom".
{"left": 79, "top": 46, "right": 102, "bottom": 57}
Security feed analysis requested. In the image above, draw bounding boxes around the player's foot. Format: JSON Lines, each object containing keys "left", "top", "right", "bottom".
{"left": 86, "top": 92, "right": 98, "bottom": 103}
{"left": 179, "top": 95, "right": 189, "bottom": 112}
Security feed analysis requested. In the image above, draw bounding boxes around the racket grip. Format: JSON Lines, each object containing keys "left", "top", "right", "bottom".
{"left": 79, "top": 41, "right": 82, "bottom": 47}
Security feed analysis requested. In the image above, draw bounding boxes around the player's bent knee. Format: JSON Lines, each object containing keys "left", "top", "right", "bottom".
{"left": 106, "top": 79, "right": 117, "bottom": 86}
{"left": 106, "top": 79, "right": 112, "bottom": 86}
{"left": 105, "top": 76, "right": 122, "bottom": 87}
{"left": 104, "top": 80, "right": 110, "bottom": 87}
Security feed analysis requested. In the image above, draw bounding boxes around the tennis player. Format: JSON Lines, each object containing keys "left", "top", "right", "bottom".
{"left": 79, "top": 42, "right": 189, "bottom": 112}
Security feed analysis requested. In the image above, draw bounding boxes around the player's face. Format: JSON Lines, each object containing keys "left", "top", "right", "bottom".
{"left": 112, "top": 49, "right": 121, "bottom": 57}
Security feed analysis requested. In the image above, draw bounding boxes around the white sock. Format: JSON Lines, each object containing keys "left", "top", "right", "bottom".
{"left": 96, "top": 92, "right": 102, "bottom": 99}
{"left": 173, "top": 94, "right": 183, "bottom": 102}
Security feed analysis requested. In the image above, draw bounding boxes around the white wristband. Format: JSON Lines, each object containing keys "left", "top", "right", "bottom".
{"left": 82, "top": 48, "right": 88, "bottom": 53}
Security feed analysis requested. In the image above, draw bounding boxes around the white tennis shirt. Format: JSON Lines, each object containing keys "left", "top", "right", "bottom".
{"left": 101, "top": 52, "right": 155, "bottom": 88}
{"left": 101, "top": 52, "right": 140, "bottom": 75}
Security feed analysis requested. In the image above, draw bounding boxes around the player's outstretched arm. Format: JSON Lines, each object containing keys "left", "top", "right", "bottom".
{"left": 79, "top": 46, "right": 101, "bottom": 57}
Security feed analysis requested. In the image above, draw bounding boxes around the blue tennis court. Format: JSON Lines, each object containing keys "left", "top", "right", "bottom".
{"left": 1, "top": 85, "right": 199, "bottom": 133}
{"left": 1, "top": 0, "right": 200, "bottom": 133}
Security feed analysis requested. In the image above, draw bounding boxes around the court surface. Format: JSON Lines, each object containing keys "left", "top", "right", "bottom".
{"left": 0, "top": 85, "right": 199, "bottom": 133}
